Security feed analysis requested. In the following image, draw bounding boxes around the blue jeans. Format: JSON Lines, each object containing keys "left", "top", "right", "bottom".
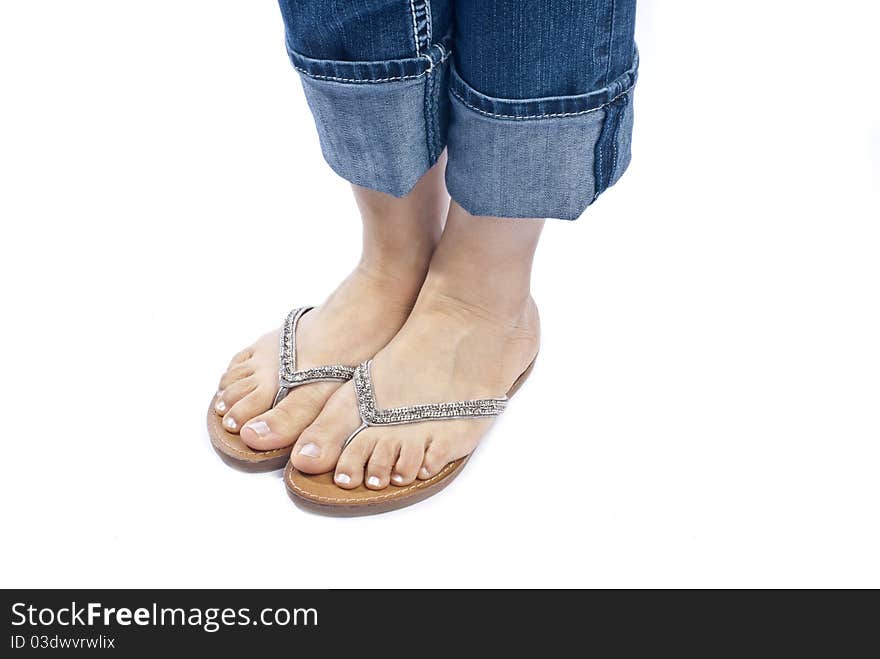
{"left": 279, "top": 1, "right": 637, "bottom": 220}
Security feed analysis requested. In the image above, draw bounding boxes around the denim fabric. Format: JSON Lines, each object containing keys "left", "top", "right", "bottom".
{"left": 281, "top": 0, "right": 452, "bottom": 62}
{"left": 453, "top": 1, "right": 636, "bottom": 99}
{"left": 292, "top": 41, "right": 451, "bottom": 196}
{"left": 278, "top": 0, "right": 637, "bottom": 220}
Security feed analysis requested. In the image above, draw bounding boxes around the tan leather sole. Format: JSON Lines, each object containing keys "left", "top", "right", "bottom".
{"left": 207, "top": 405, "right": 290, "bottom": 472}
{"left": 285, "top": 357, "right": 537, "bottom": 516}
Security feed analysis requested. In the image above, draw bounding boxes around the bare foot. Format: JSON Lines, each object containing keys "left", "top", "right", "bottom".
{"left": 212, "top": 159, "right": 448, "bottom": 450}
{"left": 289, "top": 203, "right": 543, "bottom": 486}
{"left": 213, "top": 266, "right": 423, "bottom": 450}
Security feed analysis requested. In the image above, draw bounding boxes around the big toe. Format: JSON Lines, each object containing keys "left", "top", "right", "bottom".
{"left": 291, "top": 381, "right": 362, "bottom": 475}
{"left": 219, "top": 375, "right": 275, "bottom": 435}
{"left": 239, "top": 382, "right": 335, "bottom": 451}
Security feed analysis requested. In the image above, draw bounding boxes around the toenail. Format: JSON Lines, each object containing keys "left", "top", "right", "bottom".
{"left": 214, "top": 398, "right": 227, "bottom": 413}
{"left": 245, "top": 420, "right": 271, "bottom": 438}
{"left": 420, "top": 467, "right": 431, "bottom": 478}
{"left": 298, "top": 442, "right": 321, "bottom": 458}
{"left": 366, "top": 476, "right": 381, "bottom": 487}
{"left": 223, "top": 416, "right": 237, "bottom": 431}
{"left": 335, "top": 473, "right": 351, "bottom": 485}
{"left": 391, "top": 473, "right": 405, "bottom": 484}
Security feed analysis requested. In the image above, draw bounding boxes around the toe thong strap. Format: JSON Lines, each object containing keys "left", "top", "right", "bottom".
{"left": 342, "top": 359, "right": 508, "bottom": 449}
{"left": 273, "top": 307, "right": 356, "bottom": 408}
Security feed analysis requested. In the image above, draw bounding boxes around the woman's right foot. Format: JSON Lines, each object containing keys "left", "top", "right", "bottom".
{"left": 213, "top": 264, "right": 423, "bottom": 450}
{"left": 212, "top": 158, "right": 449, "bottom": 451}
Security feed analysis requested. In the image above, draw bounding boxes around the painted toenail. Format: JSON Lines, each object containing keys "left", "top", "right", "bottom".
{"left": 245, "top": 420, "right": 271, "bottom": 438}
{"left": 223, "top": 416, "right": 237, "bottom": 431}
{"left": 420, "top": 467, "right": 431, "bottom": 478}
{"left": 391, "top": 473, "right": 405, "bottom": 484}
{"left": 214, "top": 398, "right": 227, "bottom": 413}
{"left": 335, "top": 473, "right": 351, "bottom": 485}
{"left": 367, "top": 476, "right": 381, "bottom": 487}
{"left": 298, "top": 442, "right": 321, "bottom": 458}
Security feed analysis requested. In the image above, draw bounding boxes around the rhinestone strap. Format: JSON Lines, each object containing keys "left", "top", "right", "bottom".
{"left": 277, "top": 307, "right": 356, "bottom": 389}
{"left": 353, "top": 360, "right": 508, "bottom": 427}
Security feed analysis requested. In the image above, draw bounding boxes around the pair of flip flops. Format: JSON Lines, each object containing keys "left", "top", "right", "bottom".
{"left": 208, "top": 306, "right": 535, "bottom": 515}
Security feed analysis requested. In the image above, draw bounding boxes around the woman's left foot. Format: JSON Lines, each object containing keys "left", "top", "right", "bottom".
{"left": 289, "top": 279, "right": 540, "bottom": 489}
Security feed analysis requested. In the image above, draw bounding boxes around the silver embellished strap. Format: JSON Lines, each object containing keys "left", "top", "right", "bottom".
{"left": 353, "top": 359, "right": 508, "bottom": 427}
{"left": 273, "top": 307, "right": 356, "bottom": 408}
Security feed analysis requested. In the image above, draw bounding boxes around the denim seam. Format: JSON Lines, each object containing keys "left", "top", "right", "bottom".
{"left": 595, "top": 125, "right": 605, "bottom": 201}
{"left": 610, "top": 126, "right": 619, "bottom": 182}
{"left": 593, "top": 95, "right": 625, "bottom": 200}
{"left": 425, "top": 1, "right": 433, "bottom": 47}
{"left": 421, "top": 1, "right": 436, "bottom": 163}
{"left": 449, "top": 85, "right": 633, "bottom": 121}
{"left": 608, "top": 102, "right": 624, "bottom": 189}
{"left": 408, "top": 1, "right": 431, "bottom": 56}
{"left": 424, "top": 69, "right": 435, "bottom": 162}
{"left": 610, "top": 107, "right": 620, "bottom": 181}
{"left": 408, "top": 0, "right": 420, "bottom": 55}
{"left": 292, "top": 48, "right": 450, "bottom": 85}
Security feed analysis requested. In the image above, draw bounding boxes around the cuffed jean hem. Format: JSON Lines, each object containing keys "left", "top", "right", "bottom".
{"left": 446, "top": 52, "right": 638, "bottom": 220}
{"left": 287, "top": 37, "right": 451, "bottom": 198}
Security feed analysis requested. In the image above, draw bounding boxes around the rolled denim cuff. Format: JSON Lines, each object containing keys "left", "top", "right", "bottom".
{"left": 287, "top": 38, "right": 451, "bottom": 198}
{"left": 446, "top": 52, "right": 638, "bottom": 220}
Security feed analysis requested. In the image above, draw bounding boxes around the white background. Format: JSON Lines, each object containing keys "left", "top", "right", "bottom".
{"left": 1, "top": 1, "right": 878, "bottom": 588}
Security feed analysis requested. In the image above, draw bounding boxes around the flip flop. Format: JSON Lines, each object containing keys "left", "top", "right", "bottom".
{"left": 208, "top": 306, "right": 356, "bottom": 472}
{"left": 284, "top": 355, "right": 537, "bottom": 514}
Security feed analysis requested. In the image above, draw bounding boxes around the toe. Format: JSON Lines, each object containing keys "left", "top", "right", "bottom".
{"left": 291, "top": 382, "right": 361, "bottom": 474}
{"left": 419, "top": 425, "right": 483, "bottom": 479}
{"left": 228, "top": 347, "right": 254, "bottom": 368}
{"left": 419, "top": 437, "right": 453, "bottom": 479}
{"left": 223, "top": 382, "right": 275, "bottom": 436}
{"left": 213, "top": 391, "right": 227, "bottom": 416}
{"left": 240, "top": 382, "right": 334, "bottom": 451}
{"left": 219, "top": 363, "right": 255, "bottom": 390}
{"left": 365, "top": 438, "right": 398, "bottom": 490}
{"left": 214, "top": 376, "right": 256, "bottom": 417}
{"left": 290, "top": 424, "right": 343, "bottom": 475}
{"left": 391, "top": 438, "right": 425, "bottom": 486}
{"left": 333, "top": 433, "right": 378, "bottom": 489}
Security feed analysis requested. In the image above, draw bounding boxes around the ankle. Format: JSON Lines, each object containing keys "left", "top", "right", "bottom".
{"left": 350, "top": 259, "right": 427, "bottom": 304}
{"left": 357, "top": 237, "right": 434, "bottom": 285}
{"left": 416, "top": 270, "right": 533, "bottom": 325}
{"left": 413, "top": 202, "right": 543, "bottom": 319}
{"left": 355, "top": 214, "right": 443, "bottom": 289}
